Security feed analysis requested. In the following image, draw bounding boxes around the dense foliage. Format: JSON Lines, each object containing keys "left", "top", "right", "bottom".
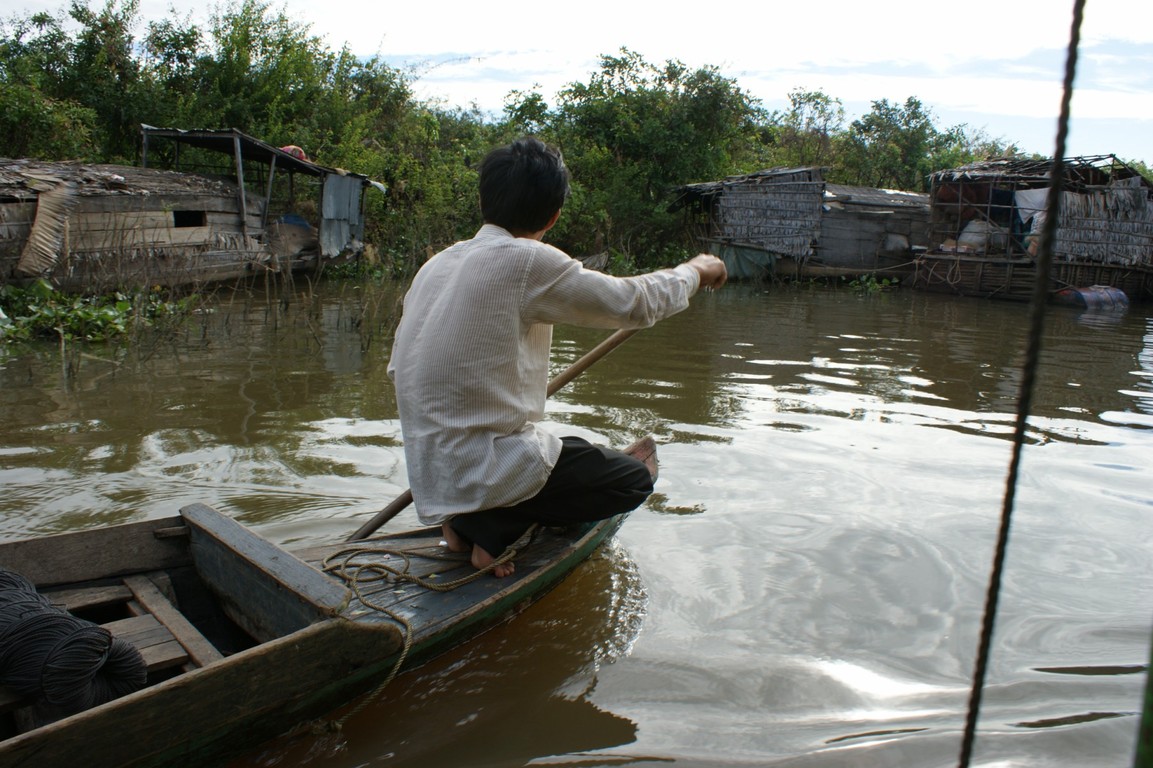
{"left": 5, "top": 0, "right": 1127, "bottom": 275}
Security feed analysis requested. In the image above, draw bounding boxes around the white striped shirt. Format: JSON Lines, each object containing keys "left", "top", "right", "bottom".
{"left": 387, "top": 224, "right": 700, "bottom": 524}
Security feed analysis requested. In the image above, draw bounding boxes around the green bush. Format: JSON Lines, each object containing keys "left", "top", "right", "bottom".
{"left": 0, "top": 280, "right": 195, "bottom": 344}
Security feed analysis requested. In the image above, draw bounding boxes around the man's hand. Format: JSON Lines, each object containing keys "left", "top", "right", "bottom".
{"left": 686, "top": 254, "right": 728, "bottom": 291}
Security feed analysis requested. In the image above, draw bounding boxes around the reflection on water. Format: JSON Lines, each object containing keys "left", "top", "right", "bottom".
{"left": 1, "top": 281, "right": 1151, "bottom": 767}
{"left": 240, "top": 543, "right": 647, "bottom": 767}
{"left": 0, "top": 282, "right": 408, "bottom": 543}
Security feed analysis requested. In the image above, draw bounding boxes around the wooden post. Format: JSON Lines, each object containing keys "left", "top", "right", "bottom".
{"left": 262, "top": 155, "right": 278, "bottom": 232}
{"left": 233, "top": 134, "right": 249, "bottom": 241}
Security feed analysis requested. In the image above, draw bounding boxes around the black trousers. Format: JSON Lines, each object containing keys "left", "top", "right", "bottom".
{"left": 449, "top": 436, "right": 653, "bottom": 559}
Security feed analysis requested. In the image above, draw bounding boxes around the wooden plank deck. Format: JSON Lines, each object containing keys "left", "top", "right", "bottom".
{"left": 302, "top": 523, "right": 592, "bottom": 628}
{"left": 912, "top": 253, "right": 1153, "bottom": 302}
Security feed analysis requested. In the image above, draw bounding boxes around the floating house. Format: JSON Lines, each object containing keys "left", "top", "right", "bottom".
{"left": 911, "top": 155, "right": 1153, "bottom": 302}
{"left": 0, "top": 126, "right": 385, "bottom": 293}
{"left": 670, "top": 167, "right": 930, "bottom": 280}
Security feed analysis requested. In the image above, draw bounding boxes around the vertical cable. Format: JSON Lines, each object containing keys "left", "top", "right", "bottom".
{"left": 956, "top": 1, "right": 1086, "bottom": 765}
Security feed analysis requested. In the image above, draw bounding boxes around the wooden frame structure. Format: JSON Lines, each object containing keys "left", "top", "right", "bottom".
{"left": 913, "top": 155, "right": 1153, "bottom": 302}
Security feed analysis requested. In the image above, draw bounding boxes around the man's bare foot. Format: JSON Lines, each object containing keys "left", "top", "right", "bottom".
{"left": 441, "top": 521, "right": 469, "bottom": 553}
{"left": 442, "top": 521, "right": 513, "bottom": 577}
{"left": 472, "top": 544, "right": 515, "bottom": 578}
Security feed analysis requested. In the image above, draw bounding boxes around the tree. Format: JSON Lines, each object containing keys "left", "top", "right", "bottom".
{"left": 928, "top": 123, "right": 1020, "bottom": 175}
{"left": 63, "top": 0, "right": 147, "bottom": 161}
{"left": 531, "top": 48, "right": 765, "bottom": 265}
{"left": 1, "top": 0, "right": 173, "bottom": 161}
{"left": 136, "top": 11, "right": 204, "bottom": 128}
{"left": 770, "top": 88, "right": 845, "bottom": 168}
{"left": 0, "top": 82, "right": 97, "bottom": 159}
{"left": 502, "top": 88, "right": 550, "bottom": 136}
{"left": 834, "top": 96, "right": 940, "bottom": 191}
{"left": 190, "top": 0, "right": 332, "bottom": 143}
{"left": 0, "top": 10, "right": 74, "bottom": 91}
{"left": 831, "top": 96, "right": 1020, "bottom": 191}
{"left": 0, "top": 9, "right": 99, "bottom": 158}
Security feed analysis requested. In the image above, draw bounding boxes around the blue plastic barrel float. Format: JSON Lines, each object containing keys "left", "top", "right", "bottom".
{"left": 1053, "top": 285, "right": 1129, "bottom": 310}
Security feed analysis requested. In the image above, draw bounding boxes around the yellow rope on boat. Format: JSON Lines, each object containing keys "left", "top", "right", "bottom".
{"left": 311, "top": 525, "right": 539, "bottom": 731}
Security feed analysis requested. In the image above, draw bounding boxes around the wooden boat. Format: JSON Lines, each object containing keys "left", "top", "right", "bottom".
{"left": 0, "top": 436, "right": 656, "bottom": 768}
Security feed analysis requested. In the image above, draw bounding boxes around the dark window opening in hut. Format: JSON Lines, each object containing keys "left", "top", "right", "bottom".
{"left": 173, "top": 210, "right": 206, "bottom": 228}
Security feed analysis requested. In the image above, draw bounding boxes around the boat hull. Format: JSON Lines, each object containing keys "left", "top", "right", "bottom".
{"left": 0, "top": 437, "right": 653, "bottom": 767}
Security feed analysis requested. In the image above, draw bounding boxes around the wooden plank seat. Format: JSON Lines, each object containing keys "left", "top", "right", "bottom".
{"left": 103, "top": 614, "right": 189, "bottom": 673}
{"left": 42, "top": 583, "right": 134, "bottom": 613}
{"left": 179, "top": 503, "right": 350, "bottom": 643}
{"left": 0, "top": 573, "right": 222, "bottom": 715}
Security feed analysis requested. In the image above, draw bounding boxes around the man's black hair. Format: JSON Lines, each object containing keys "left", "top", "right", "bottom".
{"left": 478, "top": 137, "right": 570, "bottom": 234}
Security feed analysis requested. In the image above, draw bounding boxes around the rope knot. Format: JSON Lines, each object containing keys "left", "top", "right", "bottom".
{"left": 310, "top": 718, "right": 342, "bottom": 735}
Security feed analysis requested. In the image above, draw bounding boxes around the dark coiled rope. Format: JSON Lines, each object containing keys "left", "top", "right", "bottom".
{"left": 0, "top": 568, "right": 147, "bottom": 718}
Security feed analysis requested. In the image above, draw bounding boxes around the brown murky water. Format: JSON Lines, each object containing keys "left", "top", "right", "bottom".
{"left": 1, "top": 279, "right": 1150, "bottom": 767}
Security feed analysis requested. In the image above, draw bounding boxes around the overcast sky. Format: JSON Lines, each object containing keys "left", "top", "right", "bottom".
{"left": 17, "top": 0, "right": 1153, "bottom": 165}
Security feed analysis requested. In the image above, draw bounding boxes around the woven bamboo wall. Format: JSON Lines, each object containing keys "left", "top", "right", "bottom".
{"left": 716, "top": 173, "right": 823, "bottom": 260}
{"left": 1055, "top": 182, "right": 1153, "bottom": 266}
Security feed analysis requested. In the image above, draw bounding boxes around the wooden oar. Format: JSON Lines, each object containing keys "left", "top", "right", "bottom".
{"left": 346, "top": 327, "right": 640, "bottom": 541}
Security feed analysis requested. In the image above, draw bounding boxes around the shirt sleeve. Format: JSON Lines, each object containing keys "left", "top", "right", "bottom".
{"left": 521, "top": 245, "right": 700, "bottom": 329}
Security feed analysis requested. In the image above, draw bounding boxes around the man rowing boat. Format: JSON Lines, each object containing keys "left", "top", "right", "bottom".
{"left": 387, "top": 137, "right": 726, "bottom": 576}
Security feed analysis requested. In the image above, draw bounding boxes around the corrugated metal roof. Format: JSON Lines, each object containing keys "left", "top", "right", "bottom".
{"left": 929, "top": 154, "right": 1149, "bottom": 191}
{"left": 669, "top": 167, "right": 825, "bottom": 211}
{"left": 140, "top": 126, "right": 370, "bottom": 181}
{"left": 824, "top": 184, "right": 928, "bottom": 209}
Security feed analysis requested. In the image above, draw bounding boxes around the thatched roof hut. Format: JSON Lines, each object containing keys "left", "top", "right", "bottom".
{"left": 0, "top": 126, "right": 385, "bottom": 293}
{"left": 671, "top": 167, "right": 929, "bottom": 279}
{"left": 914, "top": 155, "right": 1153, "bottom": 302}
{"left": 927, "top": 154, "right": 1152, "bottom": 266}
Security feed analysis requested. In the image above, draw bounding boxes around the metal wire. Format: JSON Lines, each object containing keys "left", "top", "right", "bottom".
{"left": 0, "top": 568, "right": 147, "bottom": 717}
{"left": 956, "top": 1, "right": 1085, "bottom": 765}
